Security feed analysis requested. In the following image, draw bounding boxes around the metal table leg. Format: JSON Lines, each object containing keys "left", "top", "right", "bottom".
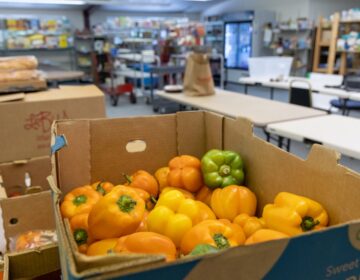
{"left": 244, "top": 84, "right": 248, "bottom": 94}
{"left": 270, "top": 87, "right": 275, "bottom": 100}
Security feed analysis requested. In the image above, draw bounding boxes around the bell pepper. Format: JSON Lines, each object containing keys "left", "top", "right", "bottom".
{"left": 131, "top": 187, "right": 156, "bottom": 211}
{"left": 189, "top": 244, "right": 219, "bottom": 256}
{"left": 70, "top": 213, "right": 92, "bottom": 254}
{"left": 88, "top": 185, "right": 145, "bottom": 240}
{"left": 211, "top": 185, "right": 257, "bottom": 221}
{"left": 195, "top": 186, "right": 213, "bottom": 207}
{"left": 60, "top": 186, "right": 101, "bottom": 219}
{"left": 245, "top": 229, "right": 289, "bottom": 245}
{"left": 91, "top": 181, "right": 114, "bottom": 196}
{"left": 161, "top": 187, "right": 195, "bottom": 199}
{"left": 136, "top": 211, "right": 149, "bottom": 232}
{"left": 233, "top": 213, "right": 266, "bottom": 238}
{"left": 167, "top": 155, "right": 203, "bottom": 193}
{"left": 86, "top": 239, "right": 119, "bottom": 256}
{"left": 154, "top": 167, "right": 170, "bottom": 192}
{"left": 147, "top": 190, "right": 216, "bottom": 247}
{"left": 114, "top": 232, "right": 177, "bottom": 262}
{"left": 180, "top": 219, "right": 246, "bottom": 255}
{"left": 262, "top": 192, "right": 329, "bottom": 236}
{"left": 201, "top": 149, "right": 245, "bottom": 189}
{"left": 125, "top": 170, "right": 159, "bottom": 197}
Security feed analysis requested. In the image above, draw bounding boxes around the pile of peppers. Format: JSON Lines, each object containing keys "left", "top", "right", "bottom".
{"left": 60, "top": 149, "right": 329, "bottom": 261}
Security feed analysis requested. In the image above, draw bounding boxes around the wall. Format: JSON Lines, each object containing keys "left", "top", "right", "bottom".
{"left": 308, "top": 0, "right": 360, "bottom": 21}
{"left": 90, "top": 9, "right": 200, "bottom": 27}
{"left": 202, "top": 0, "right": 310, "bottom": 21}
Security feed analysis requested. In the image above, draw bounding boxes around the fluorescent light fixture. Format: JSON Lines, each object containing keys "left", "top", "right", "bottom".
{"left": 184, "top": 0, "right": 214, "bottom": 1}
{"left": 0, "top": 0, "right": 85, "bottom": 4}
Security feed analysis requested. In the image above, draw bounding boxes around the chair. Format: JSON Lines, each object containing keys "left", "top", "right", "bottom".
{"left": 330, "top": 99, "right": 360, "bottom": 116}
{"left": 289, "top": 80, "right": 312, "bottom": 107}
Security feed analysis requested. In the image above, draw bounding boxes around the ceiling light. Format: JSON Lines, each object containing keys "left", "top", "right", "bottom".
{"left": 0, "top": 0, "right": 85, "bottom": 4}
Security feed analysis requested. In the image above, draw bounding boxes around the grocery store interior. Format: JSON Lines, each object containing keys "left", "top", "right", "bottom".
{"left": 1, "top": 0, "right": 360, "bottom": 279}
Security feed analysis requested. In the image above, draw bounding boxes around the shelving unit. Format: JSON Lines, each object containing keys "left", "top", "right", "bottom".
{"left": 265, "top": 19, "right": 313, "bottom": 75}
{"left": 204, "top": 20, "right": 224, "bottom": 54}
{"left": 312, "top": 13, "right": 340, "bottom": 74}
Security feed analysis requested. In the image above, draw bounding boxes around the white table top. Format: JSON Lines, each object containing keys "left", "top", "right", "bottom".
{"left": 239, "top": 76, "right": 352, "bottom": 99}
{"left": 44, "top": 71, "right": 85, "bottom": 82}
{"left": 266, "top": 115, "right": 360, "bottom": 160}
{"left": 349, "top": 93, "right": 360, "bottom": 102}
{"left": 156, "top": 89, "right": 326, "bottom": 127}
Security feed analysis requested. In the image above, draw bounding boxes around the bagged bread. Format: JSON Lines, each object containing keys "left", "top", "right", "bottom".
{"left": 0, "top": 70, "right": 43, "bottom": 82}
{"left": 184, "top": 52, "right": 215, "bottom": 96}
{"left": 0, "top": 56, "right": 38, "bottom": 72}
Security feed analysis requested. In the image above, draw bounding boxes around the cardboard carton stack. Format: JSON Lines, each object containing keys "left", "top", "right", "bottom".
{"left": 0, "top": 84, "right": 106, "bottom": 278}
{"left": 0, "top": 56, "right": 47, "bottom": 93}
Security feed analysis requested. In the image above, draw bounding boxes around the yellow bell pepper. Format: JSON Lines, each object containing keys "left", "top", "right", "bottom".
{"left": 233, "top": 213, "right": 266, "bottom": 238}
{"left": 160, "top": 187, "right": 195, "bottom": 199}
{"left": 262, "top": 192, "right": 329, "bottom": 236}
{"left": 147, "top": 190, "right": 216, "bottom": 247}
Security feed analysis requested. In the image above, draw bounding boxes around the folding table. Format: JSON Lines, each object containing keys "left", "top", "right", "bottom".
{"left": 266, "top": 115, "right": 360, "bottom": 160}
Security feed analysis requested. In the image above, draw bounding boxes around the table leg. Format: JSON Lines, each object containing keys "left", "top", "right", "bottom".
{"left": 270, "top": 88, "right": 274, "bottom": 100}
{"left": 244, "top": 85, "right": 248, "bottom": 95}
{"left": 286, "top": 139, "right": 291, "bottom": 152}
{"left": 341, "top": 99, "right": 348, "bottom": 116}
{"left": 150, "top": 72, "right": 154, "bottom": 105}
{"left": 278, "top": 136, "right": 283, "bottom": 148}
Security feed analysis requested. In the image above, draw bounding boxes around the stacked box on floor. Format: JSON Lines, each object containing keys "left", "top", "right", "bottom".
{"left": 51, "top": 111, "right": 360, "bottom": 280}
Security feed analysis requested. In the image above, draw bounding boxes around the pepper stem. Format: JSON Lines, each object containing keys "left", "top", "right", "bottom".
{"left": 301, "top": 216, "right": 320, "bottom": 231}
{"left": 96, "top": 182, "right": 106, "bottom": 196}
{"left": 117, "top": 195, "right": 137, "bottom": 213}
{"left": 213, "top": 233, "right": 230, "bottom": 249}
{"left": 73, "top": 229, "right": 88, "bottom": 245}
{"left": 219, "top": 165, "right": 231, "bottom": 176}
{"left": 73, "top": 194, "right": 87, "bottom": 206}
{"left": 123, "top": 173, "right": 132, "bottom": 184}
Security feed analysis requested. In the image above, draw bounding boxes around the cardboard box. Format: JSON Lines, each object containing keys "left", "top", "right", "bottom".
{"left": 0, "top": 156, "right": 51, "bottom": 197}
{"left": 0, "top": 191, "right": 59, "bottom": 279}
{"left": 0, "top": 85, "right": 106, "bottom": 163}
{"left": 51, "top": 111, "right": 360, "bottom": 279}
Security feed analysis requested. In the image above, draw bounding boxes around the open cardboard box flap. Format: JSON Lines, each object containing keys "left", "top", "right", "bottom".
{"left": 51, "top": 111, "right": 360, "bottom": 279}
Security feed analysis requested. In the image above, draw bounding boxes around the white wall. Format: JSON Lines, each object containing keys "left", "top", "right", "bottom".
{"left": 202, "top": 0, "right": 310, "bottom": 21}
{"left": 308, "top": 0, "right": 360, "bottom": 20}
{"left": 0, "top": 8, "right": 84, "bottom": 30}
{"left": 90, "top": 9, "right": 200, "bottom": 27}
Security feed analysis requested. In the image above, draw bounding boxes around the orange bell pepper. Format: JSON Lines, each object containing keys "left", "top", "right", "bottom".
{"left": 70, "top": 213, "right": 93, "bottom": 254}
{"left": 88, "top": 185, "right": 145, "bottom": 240}
{"left": 233, "top": 213, "right": 266, "bottom": 238}
{"left": 114, "top": 232, "right": 177, "bottom": 262}
{"left": 126, "top": 170, "right": 159, "bottom": 197}
{"left": 86, "top": 239, "right": 119, "bottom": 256}
{"left": 167, "top": 155, "right": 203, "bottom": 193}
{"left": 161, "top": 187, "right": 195, "bottom": 199}
{"left": 60, "top": 186, "right": 101, "bottom": 219}
{"left": 154, "top": 167, "right": 170, "bottom": 192}
{"left": 180, "top": 219, "right": 246, "bottom": 255}
{"left": 91, "top": 181, "right": 114, "bottom": 196}
{"left": 211, "top": 185, "right": 257, "bottom": 221}
{"left": 245, "top": 229, "right": 289, "bottom": 245}
{"left": 195, "top": 186, "right": 213, "bottom": 207}
{"left": 131, "top": 187, "right": 156, "bottom": 211}
{"left": 136, "top": 211, "right": 149, "bottom": 232}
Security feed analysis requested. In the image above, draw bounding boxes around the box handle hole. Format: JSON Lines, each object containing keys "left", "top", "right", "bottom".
{"left": 9, "top": 218, "right": 18, "bottom": 225}
{"left": 126, "top": 140, "right": 147, "bottom": 153}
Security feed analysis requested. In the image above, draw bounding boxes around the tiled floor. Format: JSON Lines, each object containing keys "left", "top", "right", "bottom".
{"left": 105, "top": 86, "right": 360, "bottom": 173}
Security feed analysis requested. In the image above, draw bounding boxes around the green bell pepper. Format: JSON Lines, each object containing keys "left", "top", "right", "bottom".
{"left": 201, "top": 149, "right": 244, "bottom": 189}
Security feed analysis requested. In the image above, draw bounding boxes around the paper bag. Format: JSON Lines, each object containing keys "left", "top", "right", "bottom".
{"left": 184, "top": 53, "right": 215, "bottom": 96}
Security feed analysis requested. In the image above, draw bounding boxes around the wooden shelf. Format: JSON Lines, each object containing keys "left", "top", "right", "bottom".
{"left": 320, "top": 42, "right": 330, "bottom": 47}
{"left": 341, "top": 19, "right": 360, "bottom": 24}
{"left": 315, "top": 68, "right": 328, "bottom": 73}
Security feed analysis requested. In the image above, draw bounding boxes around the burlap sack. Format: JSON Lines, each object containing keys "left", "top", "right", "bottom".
{"left": 184, "top": 53, "right": 215, "bottom": 96}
